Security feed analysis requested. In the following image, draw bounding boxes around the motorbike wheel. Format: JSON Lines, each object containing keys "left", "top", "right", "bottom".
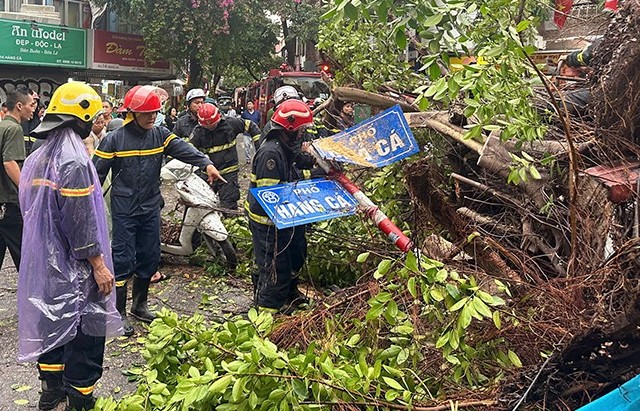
{"left": 202, "top": 234, "right": 238, "bottom": 273}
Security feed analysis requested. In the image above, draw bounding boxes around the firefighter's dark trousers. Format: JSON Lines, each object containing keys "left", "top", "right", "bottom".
{"left": 249, "top": 220, "right": 307, "bottom": 309}
{"left": 112, "top": 209, "right": 160, "bottom": 282}
{"left": 37, "top": 323, "right": 105, "bottom": 397}
{"left": 213, "top": 170, "right": 240, "bottom": 210}
{"left": 0, "top": 203, "right": 22, "bottom": 270}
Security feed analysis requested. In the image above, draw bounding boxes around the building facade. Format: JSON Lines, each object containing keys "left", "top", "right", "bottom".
{"left": 0, "top": 0, "right": 173, "bottom": 106}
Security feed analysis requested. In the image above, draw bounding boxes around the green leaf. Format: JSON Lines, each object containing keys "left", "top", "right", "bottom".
{"left": 435, "top": 269, "right": 448, "bottom": 282}
{"left": 385, "top": 389, "right": 399, "bottom": 401}
{"left": 449, "top": 297, "right": 468, "bottom": 312}
{"left": 346, "top": 333, "right": 361, "bottom": 347}
{"left": 521, "top": 151, "right": 535, "bottom": 161}
{"left": 249, "top": 391, "right": 258, "bottom": 409}
{"left": 383, "top": 376, "right": 404, "bottom": 390}
{"left": 430, "top": 288, "right": 445, "bottom": 301}
{"left": 209, "top": 375, "right": 233, "bottom": 394}
{"left": 292, "top": 378, "right": 308, "bottom": 400}
{"left": 407, "top": 277, "right": 417, "bottom": 298}
{"left": 188, "top": 366, "right": 200, "bottom": 379}
{"left": 366, "top": 303, "right": 385, "bottom": 321}
{"left": 458, "top": 304, "right": 472, "bottom": 329}
{"left": 356, "top": 252, "right": 370, "bottom": 263}
{"left": 508, "top": 350, "right": 523, "bottom": 367}
{"left": 516, "top": 20, "right": 531, "bottom": 32}
{"left": 529, "top": 165, "right": 542, "bottom": 180}
{"left": 395, "top": 29, "right": 407, "bottom": 50}
{"left": 232, "top": 377, "right": 245, "bottom": 402}
{"left": 377, "top": 3, "right": 388, "bottom": 22}
{"left": 405, "top": 251, "right": 418, "bottom": 272}
{"left": 424, "top": 14, "right": 443, "bottom": 27}
{"left": 429, "top": 63, "right": 441, "bottom": 80}
{"left": 492, "top": 311, "right": 502, "bottom": 329}
{"left": 13, "top": 399, "right": 29, "bottom": 406}
{"left": 435, "top": 332, "right": 449, "bottom": 348}
{"left": 375, "top": 259, "right": 393, "bottom": 278}
{"left": 472, "top": 297, "right": 493, "bottom": 318}
{"left": 344, "top": 2, "right": 358, "bottom": 19}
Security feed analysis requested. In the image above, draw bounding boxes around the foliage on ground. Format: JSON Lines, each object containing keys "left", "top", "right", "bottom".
{"left": 95, "top": 249, "right": 518, "bottom": 410}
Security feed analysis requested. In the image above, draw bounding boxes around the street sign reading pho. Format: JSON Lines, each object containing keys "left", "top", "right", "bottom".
{"left": 250, "top": 178, "right": 358, "bottom": 229}
{"left": 313, "top": 105, "right": 419, "bottom": 167}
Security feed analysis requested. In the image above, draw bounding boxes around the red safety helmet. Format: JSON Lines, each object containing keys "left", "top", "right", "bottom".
{"left": 198, "top": 103, "right": 221, "bottom": 127}
{"left": 118, "top": 85, "right": 162, "bottom": 113}
{"left": 272, "top": 99, "right": 313, "bottom": 132}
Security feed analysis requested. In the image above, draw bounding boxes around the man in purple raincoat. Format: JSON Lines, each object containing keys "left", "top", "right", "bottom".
{"left": 18, "top": 82, "right": 123, "bottom": 411}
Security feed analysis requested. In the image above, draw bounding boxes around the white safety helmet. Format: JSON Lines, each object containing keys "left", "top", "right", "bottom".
{"left": 273, "top": 86, "right": 300, "bottom": 106}
{"left": 186, "top": 88, "right": 206, "bottom": 103}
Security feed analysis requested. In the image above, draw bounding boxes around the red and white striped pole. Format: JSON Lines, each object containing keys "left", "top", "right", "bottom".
{"left": 310, "top": 147, "right": 413, "bottom": 253}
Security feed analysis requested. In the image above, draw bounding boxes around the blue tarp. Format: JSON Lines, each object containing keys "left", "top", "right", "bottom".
{"left": 577, "top": 375, "right": 640, "bottom": 411}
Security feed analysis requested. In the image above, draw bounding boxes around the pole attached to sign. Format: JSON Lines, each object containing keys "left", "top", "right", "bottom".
{"left": 310, "top": 147, "right": 413, "bottom": 253}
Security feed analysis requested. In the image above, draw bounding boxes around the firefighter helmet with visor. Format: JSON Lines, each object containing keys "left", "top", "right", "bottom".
{"left": 271, "top": 99, "right": 313, "bottom": 132}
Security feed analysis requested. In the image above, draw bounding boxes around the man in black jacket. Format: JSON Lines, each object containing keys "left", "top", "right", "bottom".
{"left": 246, "top": 99, "right": 316, "bottom": 313}
{"left": 173, "top": 88, "right": 206, "bottom": 139}
{"left": 93, "top": 85, "right": 223, "bottom": 336}
{"left": 191, "top": 102, "right": 260, "bottom": 210}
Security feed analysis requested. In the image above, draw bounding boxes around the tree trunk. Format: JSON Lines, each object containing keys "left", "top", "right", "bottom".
{"left": 187, "top": 57, "right": 203, "bottom": 90}
{"left": 281, "top": 17, "right": 296, "bottom": 68}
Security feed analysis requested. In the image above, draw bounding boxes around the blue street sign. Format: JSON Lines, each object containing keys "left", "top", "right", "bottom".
{"left": 250, "top": 178, "right": 358, "bottom": 229}
{"left": 313, "top": 105, "right": 419, "bottom": 167}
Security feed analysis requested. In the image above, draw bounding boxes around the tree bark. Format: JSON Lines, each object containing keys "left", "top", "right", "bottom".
{"left": 187, "top": 56, "right": 203, "bottom": 90}
{"left": 281, "top": 17, "right": 296, "bottom": 68}
{"left": 334, "top": 87, "right": 418, "bottom": 112}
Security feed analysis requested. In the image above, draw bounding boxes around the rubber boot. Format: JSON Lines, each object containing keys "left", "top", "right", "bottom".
{"left": 38, "top": 377, "right": 65, "bottom": 411}
{"left": 289, "top": 276, "right": 309, "bottom": 307}
{"left": 64, "top": 392, "right": 95, "bottom": 411}
{"left": 130, "top": 276, "right": 156, "bottom": 323}
{"left": 116, "top": 285, "right": 134, "bottom": 337}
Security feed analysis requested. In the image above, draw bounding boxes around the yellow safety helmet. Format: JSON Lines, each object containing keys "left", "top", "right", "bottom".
{"left": 47, "top": 82, "right": 103, "bottom": 123}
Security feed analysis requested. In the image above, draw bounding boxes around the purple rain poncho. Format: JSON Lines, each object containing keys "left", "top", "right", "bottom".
{"left": 17, "top": 127, "right": 122, "bottom": 362}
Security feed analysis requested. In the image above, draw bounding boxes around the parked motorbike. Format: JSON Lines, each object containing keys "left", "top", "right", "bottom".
{"left": 160, "top": 159, "right": 237, "bottom": 271}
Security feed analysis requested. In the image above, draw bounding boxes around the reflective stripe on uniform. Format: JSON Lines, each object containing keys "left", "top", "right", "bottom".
{"left": 244, "top": 119, "right": 260, "bottom": 142}
{"left": 70, "top": 384, "right": 95, "bottom": 396}
{"left": 94, "top": 149, "right": 115, "bottom": 159}
{"left": 115, "top": 279, "right": 127, "bottom": 287}
{"left": 32, "top": 179, "right": 94, "bottom": 197}
{"left": 250, "top": 173, "right": 280, "bottom": 187}
{"left": 302, "top": 170, "right": 312, "bottom": 179}
{"left": 163, "top": 134, "right": 178, "bottom": 147}
{"left": 59, "top": 185, "right": 95, "bottom": 197}
{"left": 32, "top": 178, "right": 58, "bottom": 189}
{"left": 251, "top": 173, "right": 280, "bottom": 187}
{"left": 205, "top": 141, "right": 235, "bottom": 154}
{"left": 94, "top": 146, "right": 164, "bottom": 158}
{"left": 244, "top": 201, "right": 273, "bottom": 225}
{"left": 38, "top": 363, "right": 64, "bottom": 372}
{"left": 219, "top": 164, "right": 239, "bottom": 175}
{"left": 24, "top": 135, "right": 37, "bottom": 142}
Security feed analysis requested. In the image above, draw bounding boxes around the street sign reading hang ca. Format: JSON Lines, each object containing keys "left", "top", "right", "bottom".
{"left": 250, "top": 178, "right": 359, "bottom": 229}
{"left": 312, "top": 104, "right": 419, "bottom": 167}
